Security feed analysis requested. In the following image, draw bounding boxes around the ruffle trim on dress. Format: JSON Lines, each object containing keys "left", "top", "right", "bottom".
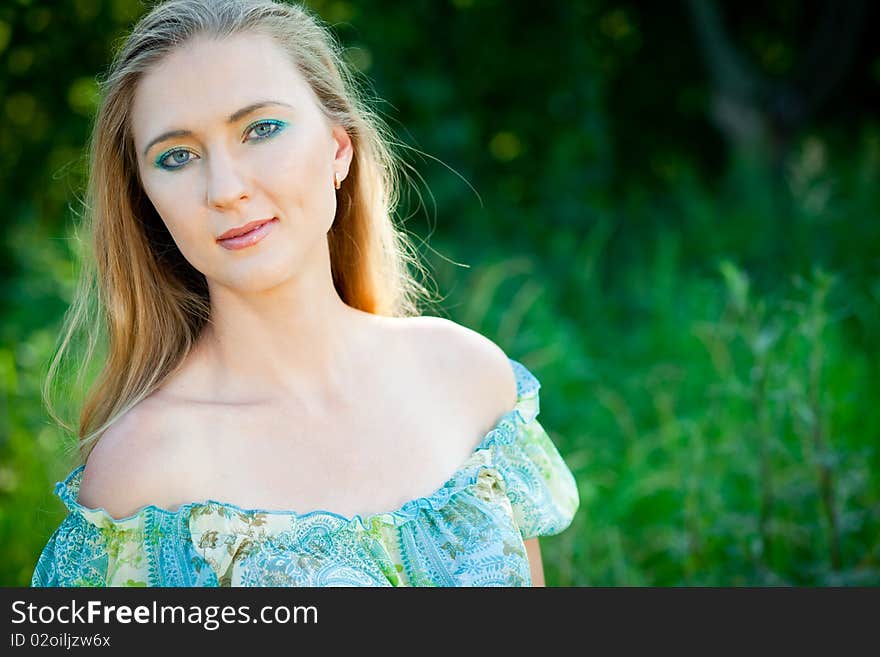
{"left": 52, "top": 357, "right": 542, "bottom": 535}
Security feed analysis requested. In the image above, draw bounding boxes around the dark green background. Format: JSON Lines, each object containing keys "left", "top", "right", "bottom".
{"left": 2, "top": 0, "right": 878, "bottom": 586}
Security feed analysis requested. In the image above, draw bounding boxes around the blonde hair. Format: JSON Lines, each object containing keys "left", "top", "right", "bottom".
{"left": 44, "top": 0, "right": 438, "bottom": 464}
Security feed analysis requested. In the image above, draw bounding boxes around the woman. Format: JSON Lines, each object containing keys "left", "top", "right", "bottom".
{"left": 31, "top": 0, "right": 579, "bottom": 587}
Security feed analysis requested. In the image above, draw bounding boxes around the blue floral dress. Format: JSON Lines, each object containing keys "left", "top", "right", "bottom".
{"left": 31, "top": 358, "right": 579, "bottom": 587}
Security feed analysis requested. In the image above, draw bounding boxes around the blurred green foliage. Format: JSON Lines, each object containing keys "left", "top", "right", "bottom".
{"left": 1, "top": 0, "right": 878, "bottom": 586}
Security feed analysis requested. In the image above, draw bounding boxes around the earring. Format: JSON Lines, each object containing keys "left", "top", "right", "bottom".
{"left": 334, "top": 172, "right": 343, "bottom": 190}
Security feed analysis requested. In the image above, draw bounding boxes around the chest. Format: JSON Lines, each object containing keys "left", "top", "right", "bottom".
{"left": 173, "top": 376, "right": 488, "bottom": 519}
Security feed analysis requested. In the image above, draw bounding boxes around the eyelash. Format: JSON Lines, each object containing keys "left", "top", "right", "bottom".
{"left": 154, "top": 119, "right": 287, "bottom": 171}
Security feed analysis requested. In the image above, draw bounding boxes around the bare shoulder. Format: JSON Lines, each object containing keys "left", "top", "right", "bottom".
{"left": 405, "top": 315, "right": 518, "bottom": 423}
{"left": 77, "top": 395, "right": 193, "bottom": 519}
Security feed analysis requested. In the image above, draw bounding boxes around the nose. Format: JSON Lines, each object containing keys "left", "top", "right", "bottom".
{"left": 205, "top": 150, "right": 250, "bottom": 209}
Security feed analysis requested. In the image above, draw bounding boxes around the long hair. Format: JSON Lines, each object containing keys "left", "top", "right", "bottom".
{"left": 43, "top": 0, "right": 437, "bottom": 464}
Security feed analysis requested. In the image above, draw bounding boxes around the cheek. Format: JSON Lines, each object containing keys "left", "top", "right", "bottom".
{"left": 141, "top": 179, "right": 204, "bottom": 250}
{"left": 261, "top": 131, "right": 332, "bottom": 202}
{"left": 263, "top": 146, "right": 321, "bottom": 197}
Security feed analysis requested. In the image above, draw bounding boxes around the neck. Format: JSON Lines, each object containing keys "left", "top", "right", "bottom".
{"left": 185, "top": 246, "right": 375, "bottom": 408}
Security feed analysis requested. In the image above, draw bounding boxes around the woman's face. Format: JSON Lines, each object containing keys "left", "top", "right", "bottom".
{"left": 130, "top": 32, "right": 352, "bottom": 292}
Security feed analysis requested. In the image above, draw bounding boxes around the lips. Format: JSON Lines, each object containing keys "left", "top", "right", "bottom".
{"left": 217, "top": 218, "right": 275, "bottom": 241}
{"left": 216, "top": 218, "right": 278, "bottom": 251}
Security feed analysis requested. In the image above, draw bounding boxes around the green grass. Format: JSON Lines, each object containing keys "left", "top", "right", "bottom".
{"left": 430, "top": 175, "right": 879, "bottom": 585}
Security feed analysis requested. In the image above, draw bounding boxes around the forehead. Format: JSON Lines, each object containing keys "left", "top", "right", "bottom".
{"left": 131, "top": 32, "right": 313, "bottom": 139}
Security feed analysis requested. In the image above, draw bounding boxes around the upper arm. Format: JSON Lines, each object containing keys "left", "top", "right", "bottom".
{"left": 524, "top": 537, "right": 546, "bottom": 586}
{"left": 78, "top": 398, "right": 183, "bottom": 520}
{"left": 413, "top": 318, "right": 554, "bottom": 586}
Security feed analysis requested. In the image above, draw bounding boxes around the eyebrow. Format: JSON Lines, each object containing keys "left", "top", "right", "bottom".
{"left": 141, "top": 100, "right": 294, "bottom": 157}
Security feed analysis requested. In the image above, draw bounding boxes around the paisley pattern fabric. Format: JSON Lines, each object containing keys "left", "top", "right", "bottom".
{"left": 31, "top": 358, "right": 579, "bottom": 587}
